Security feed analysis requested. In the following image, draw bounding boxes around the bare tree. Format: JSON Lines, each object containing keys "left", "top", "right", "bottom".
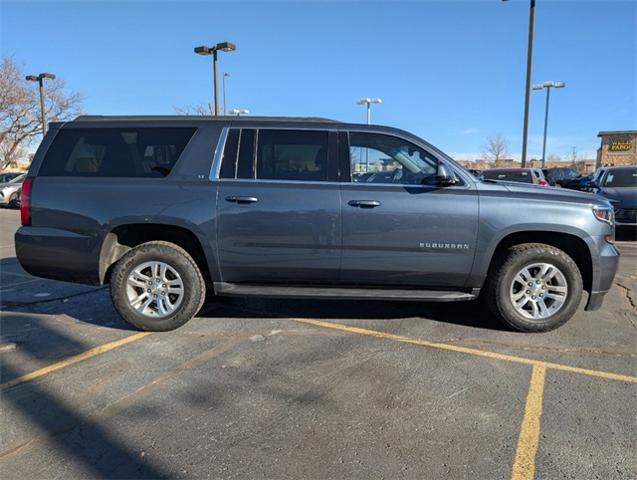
{"left": 0, "top": 57, "right": 82, "bottom": 170}
{"left": 481, "top": 134, "right": 509, "bottom": 162}
{"left": 546, "top": 153, "right": 561, "bottom": 164}
{"left": 174, "top": 103, "right": 214, "bottom": 116}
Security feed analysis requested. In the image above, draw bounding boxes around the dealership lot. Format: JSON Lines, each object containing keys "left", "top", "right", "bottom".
{"left": 0, "top": 209, "right": 635, "bottom": 479}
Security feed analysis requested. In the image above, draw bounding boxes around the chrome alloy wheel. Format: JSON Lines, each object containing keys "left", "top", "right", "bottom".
{"left": 126, "top": 261, "right": 184, "bottom": 318}
{"left": 509, "top": 262, "right": 568, "bottom": 320}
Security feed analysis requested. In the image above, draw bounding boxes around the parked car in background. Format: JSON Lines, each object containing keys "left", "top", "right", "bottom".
{"left": 482, "top": 168, "right": 548, "bottom": 186}
{"left": 467, "top": 168, "right": 481, "bottom": 177}
{"left": 563, "top": 174, "right": 595, "bottom": 192}
{"left": 542, "top": 167, "right": 581, "bottom": 188}
{"left": 0, "top": 173, "right": 26, "bottom": 208}
{"left": 591, "top": 165, "right": 637, "bottom": 227}
{"left": 0, "top": 172, "right": 24, "bottom": 184}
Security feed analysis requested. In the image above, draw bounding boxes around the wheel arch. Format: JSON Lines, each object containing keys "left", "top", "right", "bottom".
{"left": 99, "top": 223, "right": 214, "bottom": 285}
{"left": 484, "top": 229, "right": 593, "bottom": 294}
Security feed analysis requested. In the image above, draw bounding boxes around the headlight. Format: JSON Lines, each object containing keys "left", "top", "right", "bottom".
{"left": 592, "top": 205, "right": 614, "bottom": 225}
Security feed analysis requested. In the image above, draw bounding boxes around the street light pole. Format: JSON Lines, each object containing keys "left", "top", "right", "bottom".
{"left": 503, "top": 0, "right": 536, "bottom": 168}
{"left": 356, "top": 97, "right": 382, "bottom": 125}
{"left": 25, "top": 73, "right": 56, "bottom": 136}
{"left": 520, "top": 0, "right": 536, "bottom": 168}
{"left": 222, "top": 72, "right": 230, "bottom": 115}
{"left": 194, "top": 42, "right": 236, "bottom": 116}
{"left": 212, "top": 49, "right": 219, "bottom": 116}
{"left": 533, "top": 81, "right": 566, "bottom": 168}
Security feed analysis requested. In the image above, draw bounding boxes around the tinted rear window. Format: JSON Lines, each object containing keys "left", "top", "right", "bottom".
{"left": 39, "top": 127, "right": 196, "bottom": 177}
{"left": 256, "top": 130, "right": 328, "bottom": 182}
{"left": 483, "top": 170, "right": 533, "bottom": 183}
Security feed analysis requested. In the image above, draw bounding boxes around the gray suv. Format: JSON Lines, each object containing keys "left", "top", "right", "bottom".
{"left": 15, "top": 116, "right": 619, "bottom": 332}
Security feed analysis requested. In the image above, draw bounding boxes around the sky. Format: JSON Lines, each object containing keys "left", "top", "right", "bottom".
{"left": 1, "top": 0, "right": 635, "bottom": 160}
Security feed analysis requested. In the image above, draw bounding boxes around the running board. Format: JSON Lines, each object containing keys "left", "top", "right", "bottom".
{"left": 214, "top": 282, "right": 476, "bottom": 302}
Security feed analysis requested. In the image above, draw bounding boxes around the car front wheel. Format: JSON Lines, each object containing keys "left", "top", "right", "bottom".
{"left": 485, "top": 243, "right": 583, "bottom": 332}
{"left": 110, "top": 241, "right": 206, "bottom": 331}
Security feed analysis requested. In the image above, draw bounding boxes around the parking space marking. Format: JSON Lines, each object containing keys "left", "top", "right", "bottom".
{"left": 511, "top": 364, "right": 546, "bottom": 480}
{"left": 0, "top": 332, "right": 150, "bottom": 390}
{"left": 290, "top": 318, "right": 637, "bottom": 383}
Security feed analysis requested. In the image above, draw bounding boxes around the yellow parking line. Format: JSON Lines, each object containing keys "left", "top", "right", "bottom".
{"left": 290, "top": 318, "right": 637, "bottom": 383}
{"left": 1, "top": 332, "right": 150, "bottom": 390}
{"left": 511, "top": 364, "right": 546, "bottom": 480}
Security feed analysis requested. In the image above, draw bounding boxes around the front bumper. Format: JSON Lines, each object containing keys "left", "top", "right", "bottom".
{"left": 584, "top": 238, "right": 620, "bottom": 311}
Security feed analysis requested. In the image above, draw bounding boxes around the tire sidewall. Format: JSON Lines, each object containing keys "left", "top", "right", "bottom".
{"left": 111, "top": 243, "right": 204, "bottom": 331}
{"left": 495, "top": 247, "right": 582, "bottom": 332}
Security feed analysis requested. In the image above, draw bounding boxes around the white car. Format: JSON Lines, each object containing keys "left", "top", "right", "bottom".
{"left": 0, "top": 173, "right": 26, "bottom": 208}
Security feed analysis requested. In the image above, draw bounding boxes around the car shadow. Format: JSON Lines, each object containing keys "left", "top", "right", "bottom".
{"left": 0, "top": 315, "right": 171, "bottom": 478}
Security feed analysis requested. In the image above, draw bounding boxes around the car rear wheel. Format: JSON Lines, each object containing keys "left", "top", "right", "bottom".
{"left": 485, "top": 243, "right": 582, "bottom": 332}
{"left": 110, "top": 241, "right": 206, "bottom": 331}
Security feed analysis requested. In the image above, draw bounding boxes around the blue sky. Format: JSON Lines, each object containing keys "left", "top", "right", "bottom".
{"left": 2, "top": 0, "right": 635, "bottom": 160}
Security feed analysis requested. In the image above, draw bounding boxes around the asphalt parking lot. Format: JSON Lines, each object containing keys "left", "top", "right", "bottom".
{"left": 1, "top": 208, "right": 635, "bottom": 479}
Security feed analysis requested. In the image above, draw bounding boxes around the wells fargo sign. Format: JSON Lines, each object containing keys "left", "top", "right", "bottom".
{"left": 608, "top": 135, "right": 634, "bottom": 153}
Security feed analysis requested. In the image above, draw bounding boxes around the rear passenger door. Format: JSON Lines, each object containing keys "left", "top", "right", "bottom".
{"left": 216, "top": 127, "right": 341, "bottom": 284}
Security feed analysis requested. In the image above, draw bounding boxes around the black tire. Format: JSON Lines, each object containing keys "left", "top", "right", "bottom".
{"left": 7, "top": 192, "right": 17, "bottom": 208}
{"left": 484, "top": 243, "right": 583, "bottom": 332}
{"left": 110, "top": 241, "right": 206, "bottom": 331}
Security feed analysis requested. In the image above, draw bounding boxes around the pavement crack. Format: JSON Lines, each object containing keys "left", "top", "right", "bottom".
{"left": 615, "top": 282, "right": 637, "bottom": 330}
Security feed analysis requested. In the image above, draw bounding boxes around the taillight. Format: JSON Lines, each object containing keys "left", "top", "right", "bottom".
{"left": 20, "top": 177, "right": 32, "bottom": 226}
{"left": 538, "top": 179, "right": 548, "bottom": 186}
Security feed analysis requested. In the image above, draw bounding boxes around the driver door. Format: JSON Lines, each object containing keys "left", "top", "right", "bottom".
{"left": 339, "top": 130, "right": 479, "bottom": 287}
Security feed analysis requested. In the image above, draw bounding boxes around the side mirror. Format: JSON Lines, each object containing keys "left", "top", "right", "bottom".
{"left": 435, "top": 163, "right": 458, "bottom": 186}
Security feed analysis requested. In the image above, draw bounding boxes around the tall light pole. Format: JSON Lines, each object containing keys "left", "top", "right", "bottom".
{"left": 194, "top": 42, "right": 236, "bottom": 116}
{"left": 533, "top": 81, "right": 566, "bottom": 168}
{"left": 25, "top": 72, "right": 56, "bottom": 136}
{"left": 503, "top": 0, "right": 536, "bottom": 167}
{"left": 222, "top": 72, "right": 230, "bottom": 115}
{"left": 356, "top": 97, "right": 382, "bottom": 124}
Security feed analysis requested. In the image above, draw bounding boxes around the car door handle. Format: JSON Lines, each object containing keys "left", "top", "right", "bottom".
{"left": 225, "top": 196, "right": 258, "bottom": 204}
{"left": 348, "top": 200, "right": 381, "bottom": 208}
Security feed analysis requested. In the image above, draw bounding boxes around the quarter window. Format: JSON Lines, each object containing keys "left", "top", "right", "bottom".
{"left": 349, "top": 132, "right": 438, "bottom": 185}
{"left": 256, "top": 130, "right": 329, "bottom": 182}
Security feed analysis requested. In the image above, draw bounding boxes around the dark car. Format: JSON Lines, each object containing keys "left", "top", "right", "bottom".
{"left": 542, "top": 167, "right": 581, "bottom": 188}
{"left": 591, "top": 165, "right": 637, "bottom": 226}
{"left": 0, "top": 172, "right": 23, "bottom": 183}
{"left": 16, "top": 115, "right": 618, "bottom": 333}
{"left": 482, "top": 168, "right": 548, "bottom": 186}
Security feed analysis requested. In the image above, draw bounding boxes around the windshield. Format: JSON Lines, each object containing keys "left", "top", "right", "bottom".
{"left": 602, "top": 168, "right": 637, "bottom": 188}
{"left": 482, "top": 170, "right": 533, "bottom": 183}
{"left": 8, "top": 173, "right": 26, "bottom": 183}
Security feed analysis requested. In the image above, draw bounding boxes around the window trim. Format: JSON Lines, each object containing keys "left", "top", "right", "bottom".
{"left": 210, "top": 127, "right": 229, "bottom": 181}
{"left": 212, "top": 126, "right": 473, "bottom": 189}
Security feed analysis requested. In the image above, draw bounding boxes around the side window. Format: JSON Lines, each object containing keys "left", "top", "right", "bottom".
{"left": 219, "top": 129, "right": 239, "bottom": 178}
{"left": 349, "top": 132, "right": 438, "bottom": 185}
{"left": 39, "top": 127, "right": 195, "bottom": 178}
{"left": 256, "top": 130, "right": 329, "bottom": 182}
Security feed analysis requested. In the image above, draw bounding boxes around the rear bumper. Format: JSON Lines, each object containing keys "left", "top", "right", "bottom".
{"left": 15, "top": 226, "right": 100, "bottom": 285}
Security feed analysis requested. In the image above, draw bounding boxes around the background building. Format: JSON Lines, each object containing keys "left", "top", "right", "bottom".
{"left": 597, "top": 130, "right": 637, "bottom": 167}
